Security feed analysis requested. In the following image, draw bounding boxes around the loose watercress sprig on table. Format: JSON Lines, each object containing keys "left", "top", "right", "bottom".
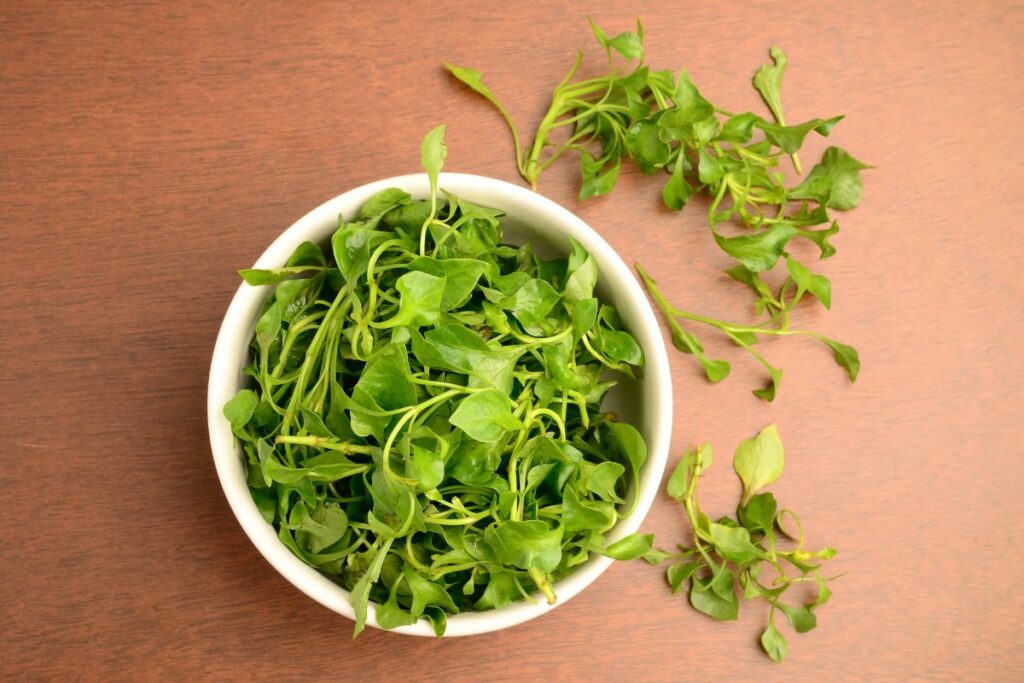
{"left": 446, "top": 19, "right": 868, "bottom": 399}
{"left": 606, "top": 425, "right": 837, "bottom": 663}
{"left": 224, "top": 126, "right": 649, "bottom": 637}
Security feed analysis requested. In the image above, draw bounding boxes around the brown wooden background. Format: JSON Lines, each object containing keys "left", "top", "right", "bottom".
{"left": 2, "top": 1, "right": 1022, "bottom": 680}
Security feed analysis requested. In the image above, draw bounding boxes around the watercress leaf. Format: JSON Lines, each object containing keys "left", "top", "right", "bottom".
{"left": 378, "top": 271, "right": 447, "bottom": 328}
{"left": 443, "top": 63, "right": 521, "bottom": 152}
{"left": 500, "top": 278, "right": 561, "bottom": 328}
{"left": 562, "top": 487, "right": 616, "bottom": 534}
{"left": 662, "top": 156, "right": 693, "bottom": 210}
{"left": 798, "top": 221, "right": 840, "bottom": 259}
{"left": 672, "top": 69, "right": 714, "bottom": 126}
{"left": 375, "top": 592, "right": 417, "bottom": 629}
{"left": 331, "top": 225, "right": 391, "bottom": 284}
{"left": 716, "top": 112, "right": 760, "bottom": 143}
{"left": 604, "top": 421, "right": 647, "bottom": 512}
{"left": 571, "top": 297, "right": 599, "bottom": 342}
{"left": 667, "top": 561, "right": 699, "bottom": 593}
{"left": 786, "top": 256, "right": 832, "bottom": 309}
{"left": 475, "top": 571, "right": 520, "bottom": 610}
{"left": 417, "top": 324, "right": 490, "bottom": 369}
{"left": 625, "top": 119, "right": 671, "bottom": 172}
{"left": 360, "top": 188, "right": 412, "bottom": 221}
{"left": 409, "top": 257, "right": 488, "bottom": 311}
{"left": 421, "top": 124, "right": 447, "bottom": 197}
{"left": 223, "top": 389, "right": 258, "bottom": 431}
{"left": 607, "top": 25, "right": 644, "bottom": 59}
{"left": 709, "top": 523, "right": 763, "bottom": 565}
{"left": 255, "top": 301, "right": 282, "bottom": 353}
{"left": 726, "top": 264, "right": 775, "bottom": 301}
{"left": 789, "top": 146, "right": 871, "bottom": 210}
{"left": 690, "top": 567, "right": 739, "bottom": 620}
{"left": 402, "top": 564, "right": 458, "bottom": 617}
{"left": 382, "top": 200, "right": 434, "bottom": 233}
{"left": 485, "top": 520, "right": 562, "bottom": 572}
{"left": 757, "top": 116, "right": 844, "bottom": 155}
{"left": 239, "top": 266, "right": 322, "bottom": 286}
{"left": 761, "top": 621, "right": 788, "bottom": 662}
{"left": 820, "top": 336, "right": 860, "bottom": 382}
{"left": 351, "top": 538, "right": 394, "bottom": 638}
{"left": 447, "top": 439, "right": 508, "bottom": 492}
{"left": 250, "top": 486, "right": 276, "bottom": 524}
{"left": 752, "top": 365, "right": 782, "bottom": 402}
{"left": 692, "top": 116, "right": 720, "bottom": 146}
{"left": 578, "top": 157, "right": 620, "bottom": 199}
{"left": 752, "top": 46, "right": 789, "bottom": 127}
{"left": 666, "top": 444, "right": 712, "bottom": 501}
{"left": 739, "top": 492, "right": 778, "bottom": 533}
{"left": 697, "top": 149, "right": 724, "bottom": 186}
{"left": 449, "top": 389, "right": 524, "bottom": 443}
{"left": 410, "top": 444, "right": 445, "bottom": 493}
{"left": 733, "top": 424, "right": 785, "bottom": 505}
{"left": 353, "top": 343, "right": 417, "bottom": 411}
{"left": 302, "top": 452, "right": 370, "bottom": 482}
{"left": 779, "top": 603, "right": 818, "bottom": 633}
{"left": 713, "top": 223, "right": 797, "bottom": 273}
{"left": 585, "top": 461, "right": 625, "bottom": 503}
{"left": 306, "top": 502, "right": 349, "bottom": 553}
{"left": 596, "top": 328, "right": 643, "bottom": 365}
{"left": 564, "top": 249, "right": 598, "bottom": 304}
{"left": 604, "top": 532, "right": 654, "bottom": 561}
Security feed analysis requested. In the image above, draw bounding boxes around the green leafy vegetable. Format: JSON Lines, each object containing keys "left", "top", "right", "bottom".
{"left": 608, "top": 425, "right": 838, "bottom": 662}
{"left": 226, "top": 127, "right": 647, "bottom": 637}
{"left": 445, "top": 20, "right": 867, "bottom": 399}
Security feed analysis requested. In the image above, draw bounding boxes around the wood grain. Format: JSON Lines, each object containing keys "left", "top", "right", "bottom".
{"left": 1, "top": 1, "right": 1021, "bottom": 680}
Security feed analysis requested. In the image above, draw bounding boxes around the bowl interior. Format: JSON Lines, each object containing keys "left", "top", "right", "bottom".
{"left": 208, "top": 172, "right": 672, "bottom": 637}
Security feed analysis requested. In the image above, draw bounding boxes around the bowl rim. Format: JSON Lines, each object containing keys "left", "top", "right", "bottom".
{"left": 207, "top": 172, "right": 673, "bottom": 637}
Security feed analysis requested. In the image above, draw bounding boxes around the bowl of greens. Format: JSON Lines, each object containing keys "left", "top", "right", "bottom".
{"left": 207, "top": 127, "right": 672, "bottom": 637}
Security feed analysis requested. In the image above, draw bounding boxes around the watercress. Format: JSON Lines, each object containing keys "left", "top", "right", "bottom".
{"left": 446, "top": 19, "right": 867, "bottom": 399}
{"left": 226, "top": 126, "right": 647, "bottom": 637}
{"left": 609, "top": 425, "right": 837, "bottom": 662}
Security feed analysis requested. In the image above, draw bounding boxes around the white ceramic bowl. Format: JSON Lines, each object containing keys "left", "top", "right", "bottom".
{"left": 208, "top": 173, "right": 672, "bottom": 636}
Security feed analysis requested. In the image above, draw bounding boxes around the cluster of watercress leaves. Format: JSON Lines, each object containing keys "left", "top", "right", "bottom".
{"left": 446, "top": 19, "right": 867, "bottom": 400}
{"left": 606, "top": 425, "right": 837, "bottom": 662}
{"left": 225, "top": 125, "right": 648, "bottom": 637}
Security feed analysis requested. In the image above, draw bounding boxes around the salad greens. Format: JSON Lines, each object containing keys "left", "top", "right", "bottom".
{"left": 224, "top": 126, "right": 648, "bottom": 637}
{"left": 446, "top": 19, "right": 867, "bottom": 399}
{"left": 608, "top": 425, "right": 837, "bottom": 662}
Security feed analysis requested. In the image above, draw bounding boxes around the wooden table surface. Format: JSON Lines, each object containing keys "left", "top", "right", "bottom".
{"left": 2, "top": 1, "right": 1021, "bottom": 680}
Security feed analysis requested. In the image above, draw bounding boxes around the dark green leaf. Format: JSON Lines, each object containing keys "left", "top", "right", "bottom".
{"left": 713, "top": 223, "right": 797, "bottom": 273}
{"left": 739, "top": 492, "right": 778, "bottom": 533}
{"left": 789, "top": 147, "right": 871, "bottom": 210}
{"left": 377, "top": 271, "right": 447, "bottom": 328}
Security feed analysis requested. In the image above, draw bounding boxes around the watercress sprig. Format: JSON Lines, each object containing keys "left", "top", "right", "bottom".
{"left": 607, "top": 425, "right": 838, "bottom": 662}
{"left": 445, "top": 19, "right": 869, "bottom": 399}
